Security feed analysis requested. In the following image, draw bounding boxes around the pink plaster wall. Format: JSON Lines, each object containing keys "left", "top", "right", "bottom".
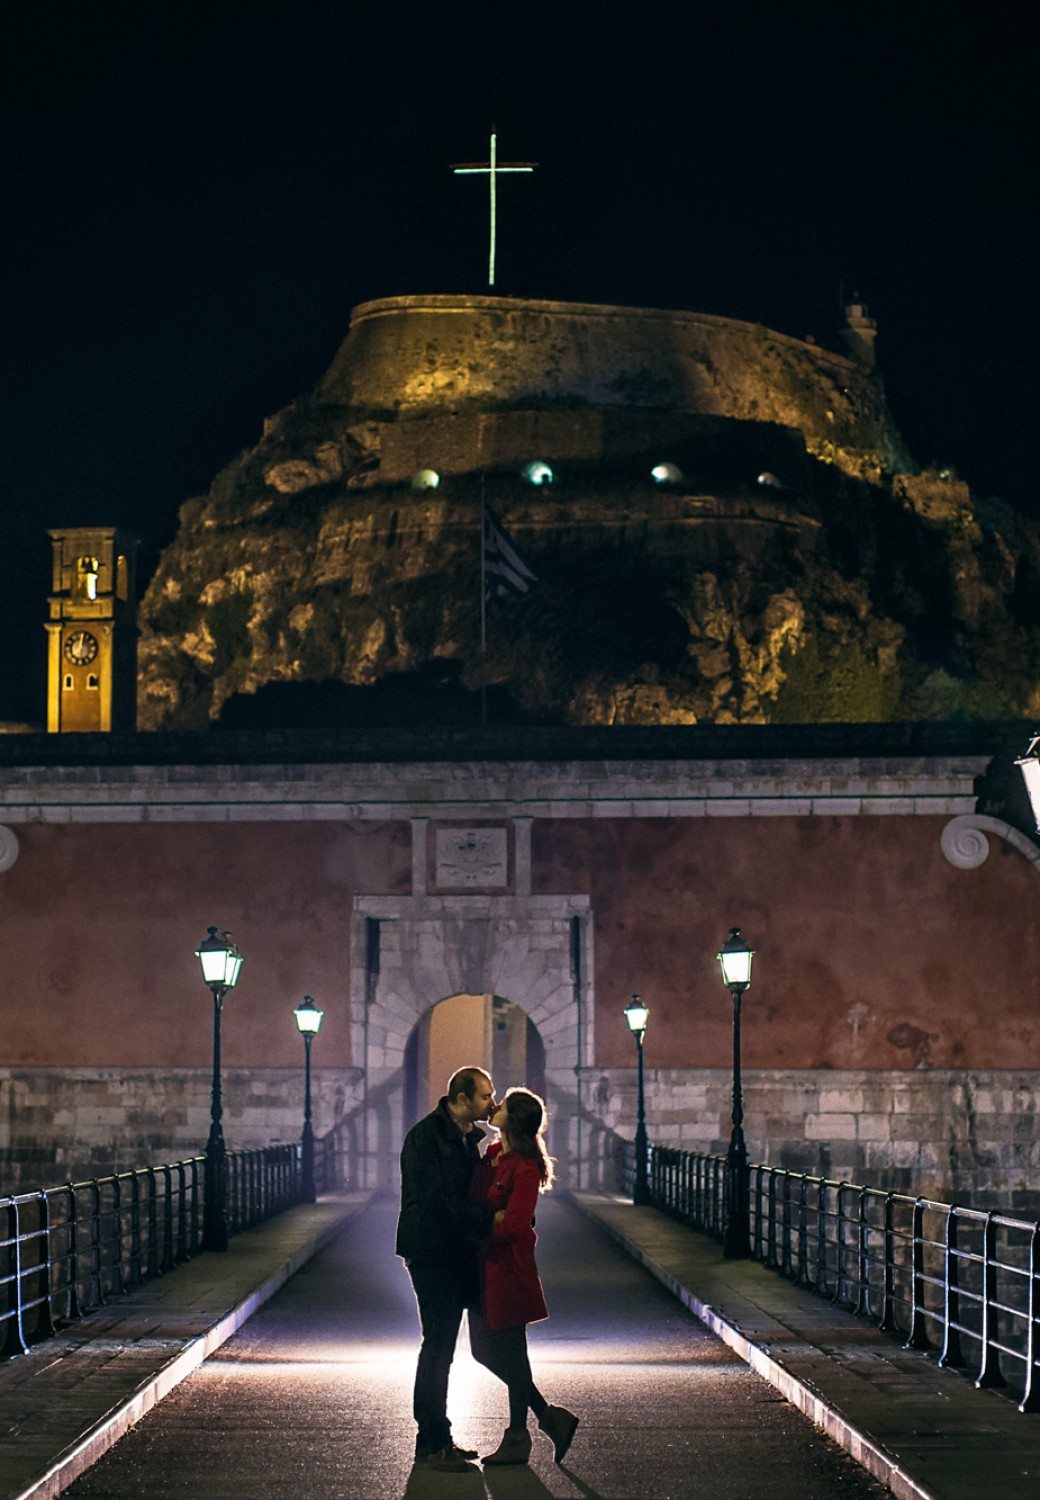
{"left": 0, "top": 821, "right": 410, "bottom": 1068}
{"left": 533, "top": 817, "right": 1040, "bottom": 1072}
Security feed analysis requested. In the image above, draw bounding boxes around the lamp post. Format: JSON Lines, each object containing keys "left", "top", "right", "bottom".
{"left": 1016, "top": 734, "right": 1040, "bottom": 830}
{"left": 624, "top": 993, "right": 650, "bottom": 1205}
{"left": 716, "top": 927, "right": 754, "bottom": 1259}
{"left": 293, "top": 995, "right": 324, "bottom": 1203}
{"left": 194, "top": 926, "right": 244, "bottom": 1252}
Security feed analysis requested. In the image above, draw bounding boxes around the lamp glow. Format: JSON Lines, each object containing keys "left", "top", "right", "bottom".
{"left": 716, "top": 928, "right": 753, "bottom": 991}
{"left": 195, "top": 927, "right": 244, "bottom": 990}
{"left": 1016, "top": 734, "right": 1040, "bottom": 832}
{"left": 294, "top": 995, "right": 325, "bottom": 1035}
{"left": 624, "top": 995, "right": 650, "bottom": 1034}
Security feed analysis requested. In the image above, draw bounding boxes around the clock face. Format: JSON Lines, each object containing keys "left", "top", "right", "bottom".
{"left": 64, "top": 630, "right": 99, "bottom": 666}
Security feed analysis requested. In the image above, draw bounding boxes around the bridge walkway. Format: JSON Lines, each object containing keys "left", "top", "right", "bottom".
{"left": 0, "top": 1191, "right": 1033, "bottom": 1499}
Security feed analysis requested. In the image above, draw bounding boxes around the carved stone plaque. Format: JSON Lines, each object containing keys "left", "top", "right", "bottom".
{"left": 435, "top": 826, "right": 508, "bottom": 888}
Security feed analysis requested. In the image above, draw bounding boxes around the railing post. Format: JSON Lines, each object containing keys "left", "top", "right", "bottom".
{"left": 814, "top": 1177, "right": 828, "bottom": 1295}
{"left": 110, "top": 1176, "right": 126, "bottom": 1298}
{"left": 878, "top": 1193, "right": 897, "bottom": 1334}
{"left": 904, "top": 1199, "right": 931, "bottom": 1350}
{"left": 65, "top": 1182, "right": 82, "bottom": 1322}
{"left": 145, "top": 1170, "right": 159, "bottom": 1280}
{"left": 6, "top": 1201, "right": 30, "bottom": 1356}
{"left": 88, "top": 1179, "right": 105, "bottom": 1309}
{"left": 780, "top": 1171, "right": 794, "bottom": 1279}
{"left": 1019, "top": 1224, "right": 1040, "bottom": 1412}
{"left": 938, "top": 1206, "right": 965, "bottom": 1369}
{"left": 128, "top": 1172, "right": 143, "bottom": 1288}
{"left": 35, "top": 1191, "right": 55, "bottom": 1341}
{"left": 764, "top": 1169, "right": 778, "bottom": 1269}
{"left": 833, "top": 1182, "right": 847, "bottom": 1306}
{"left": 853, "top": 1187, "right": 868, "bottom": 1316}
{"left": 975, "top": 1211, "right": 1007, "bottom": 1388}
{"left": 161, "top": 1165, "right": 175, "bottom": 1274}
{"left": 796, "top": 1174, "right": 809, "bottom": 1286}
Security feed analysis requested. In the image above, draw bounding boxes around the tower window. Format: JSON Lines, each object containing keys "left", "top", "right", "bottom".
{"left": 63, "top": 674, "right": 73, "bottom": 690}
{"left": 76, "top": 556, "right": 100, "bottom": 601}
{"left": 87, "top": 674, "right": 99, "bottom": 690}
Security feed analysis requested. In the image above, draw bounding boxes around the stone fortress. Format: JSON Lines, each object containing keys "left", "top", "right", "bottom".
{"left": 137, "top": 294, "right": 1040, "bottom": 733}
{"left": 4, "top": 290, "right": 1040, "bottom": 1214}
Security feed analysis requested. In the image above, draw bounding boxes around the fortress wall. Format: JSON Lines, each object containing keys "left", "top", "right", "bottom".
{"left": 320, "top": 295, "right": 913, "bottom": 478}
{"left": 362, "top": 408, "right": 810, "bottom": 485}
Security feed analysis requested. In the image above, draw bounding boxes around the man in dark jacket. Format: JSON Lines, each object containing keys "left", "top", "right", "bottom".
{"left": 397, "top": 1065, "right": 496, "bottom": 1470}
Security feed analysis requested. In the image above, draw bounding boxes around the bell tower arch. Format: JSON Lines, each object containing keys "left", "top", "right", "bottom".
{"left": 45, "top": 527, "right": 138, "bottom": 733}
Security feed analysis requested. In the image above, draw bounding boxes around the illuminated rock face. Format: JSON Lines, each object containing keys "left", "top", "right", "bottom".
{"left": 137, "top": 295, "right": 1040, "bottom": 731}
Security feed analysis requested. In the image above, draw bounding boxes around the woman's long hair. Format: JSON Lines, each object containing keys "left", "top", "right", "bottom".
{"left": 501, "top": 1087, "right": 555, "bottom": 1192}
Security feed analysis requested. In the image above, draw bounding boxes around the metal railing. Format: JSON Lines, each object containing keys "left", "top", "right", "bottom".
{"left": 634, "top": 1144, "right": 1040, "bottom": 1413}
{"left": 0, "top": 1143, "right": 316, "bottom": 1363}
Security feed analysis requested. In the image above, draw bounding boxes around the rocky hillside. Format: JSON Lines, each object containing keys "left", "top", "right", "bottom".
{"left": 136, "top": 297, "right": 1040, "bottom": 731}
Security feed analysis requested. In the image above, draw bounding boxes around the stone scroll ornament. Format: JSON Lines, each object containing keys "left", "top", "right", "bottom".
{"left": 940, "top": 813, "right": 1040, "bottom": 875}
{"left": 0, "top": 825, "right": 19, "bottom": 872}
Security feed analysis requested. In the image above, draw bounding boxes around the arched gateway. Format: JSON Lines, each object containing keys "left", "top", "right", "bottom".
{"left": 349, "top": 892, "right": 593, "bottom": 1189}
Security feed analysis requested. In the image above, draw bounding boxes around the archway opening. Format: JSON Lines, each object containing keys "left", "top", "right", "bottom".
{"left": 403, "top": 993, "right": 546, "bottom": 1128}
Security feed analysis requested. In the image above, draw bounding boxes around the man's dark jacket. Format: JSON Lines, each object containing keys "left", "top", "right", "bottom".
{"left": 396, "top": 1097, "right": 493, "bottom": 1274}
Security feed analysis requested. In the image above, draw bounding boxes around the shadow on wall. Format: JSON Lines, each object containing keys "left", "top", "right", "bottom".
{"left": 327, "top": 1070, "right": 630, "bottom": 1194}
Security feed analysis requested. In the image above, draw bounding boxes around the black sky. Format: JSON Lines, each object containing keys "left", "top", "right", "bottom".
{"left": 1, "top": 4, "right": 1034, "bottom": 724}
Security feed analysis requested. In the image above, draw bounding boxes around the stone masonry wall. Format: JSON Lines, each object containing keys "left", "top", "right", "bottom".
{"left": 0, "top": 1066, "right": 363, "bottom": 1195}
{"left": 4, "top": 1062, "right": 1040, "bottom": 1215}
{"left": 595, "top": 1067, "right": 1040, "bottom": 1219}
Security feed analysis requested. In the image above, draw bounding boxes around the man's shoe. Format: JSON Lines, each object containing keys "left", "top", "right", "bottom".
{"left": 424, "top": 1446, "right": 479, "bottom": 1472}
{"left": 415, "top": 1443, "right": 478, "bottom": 1462}
{"left": 482, "top": 1427, "right": 532, "bottom": 1465}
{"left": 538, "top": 1405, "right": 579, "bottom": 1464}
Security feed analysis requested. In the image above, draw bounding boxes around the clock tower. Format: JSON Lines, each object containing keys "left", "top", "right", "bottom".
{"left": 46, "top": 528, "right": 138, "bottom": 733}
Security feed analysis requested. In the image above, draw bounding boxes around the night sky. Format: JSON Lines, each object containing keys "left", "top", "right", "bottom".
{"left": 1, "top": 5, "right": 1033, "bottom": 725}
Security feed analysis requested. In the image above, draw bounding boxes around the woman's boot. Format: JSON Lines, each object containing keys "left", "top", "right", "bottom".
{"left": 482, "top": 1427, "right": 533, "bottom": 1465}
{"left": 538, "top": 1405, "right": 579, "bottom": 1464}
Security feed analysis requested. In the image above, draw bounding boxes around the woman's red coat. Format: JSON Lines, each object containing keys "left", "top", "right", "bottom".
{"left": 469, "top": 1142, "right": 549, "bottom": 1329}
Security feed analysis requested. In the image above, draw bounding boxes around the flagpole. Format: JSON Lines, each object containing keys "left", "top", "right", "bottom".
{"left": 480, "top": 480, "right": 488, "bottom": 729}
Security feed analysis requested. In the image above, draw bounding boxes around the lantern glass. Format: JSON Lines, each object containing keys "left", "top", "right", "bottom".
{"left": 624, "top": 994, "right": 650, "bottom": 1034}
{"left": 717, "top": 928, "right": 754, "bottom": 990}
{"left": 294, "top": 996, "right": 325, "bottom": 1035}
{"left": 1016, "top": 736, "right": 1040, "bottom": 831}
{"left": 196, "top": 927, "right": 243, "bottom": 989}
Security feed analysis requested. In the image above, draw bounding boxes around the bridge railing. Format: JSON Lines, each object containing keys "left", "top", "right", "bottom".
{"left": 0, "top": 1141, "right": 326, "bottom": 1363}
{"left": 615, "top": 1140, "right": 1040, "bottom": 1413}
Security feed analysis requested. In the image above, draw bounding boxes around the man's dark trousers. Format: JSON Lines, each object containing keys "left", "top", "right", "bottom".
{"left": 409, "top": 1263, "right": 470, "bottom": 1452}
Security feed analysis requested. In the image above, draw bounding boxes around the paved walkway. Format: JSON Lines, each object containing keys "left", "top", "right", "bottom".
{"left": 0, "top": 1193, "right": 371, "bottom": 1500}
{"left": 1, "top": 1190, "right": 1038, "bottom": 1499}
{"left": 574, "top": 1193, "right": 1040, "bottom": 1500}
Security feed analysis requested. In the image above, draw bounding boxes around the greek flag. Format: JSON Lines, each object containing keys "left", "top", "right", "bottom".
{"left": 483, "top": 505, "right": 537, "bottom": 601}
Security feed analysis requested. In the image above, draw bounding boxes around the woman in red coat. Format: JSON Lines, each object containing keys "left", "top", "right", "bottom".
{"left": 469, "top": 1087, "right": 579, "bottom": 1467}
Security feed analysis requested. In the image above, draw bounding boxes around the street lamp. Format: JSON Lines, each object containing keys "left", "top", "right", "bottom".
{"left": 293, "top": 995, "right": 324, "bottom": 1203}
{"left": 1016, "top": 734, "right": 1040, "bottom": 830}
{"left": 624, "top": 993, "right": 650, "bottom": 1205}
{"left": 194, "top": 926, "right": 244, "bottom": 1252}
{"left": 716, "top": 927, "right": 754, "bottom": 1259}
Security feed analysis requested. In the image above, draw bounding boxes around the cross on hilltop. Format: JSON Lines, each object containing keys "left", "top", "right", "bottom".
{"left": 451, "top": 131, "right": 538, "bottom": 289}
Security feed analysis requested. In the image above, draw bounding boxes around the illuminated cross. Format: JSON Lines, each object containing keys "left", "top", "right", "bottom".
{"left": 452, "top": 131, "right": 538, "bottom": 288}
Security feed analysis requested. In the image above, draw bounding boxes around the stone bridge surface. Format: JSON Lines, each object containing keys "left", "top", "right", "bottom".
{"left": 4, "top": 1193, "right": 1039, "bottom": 1500}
